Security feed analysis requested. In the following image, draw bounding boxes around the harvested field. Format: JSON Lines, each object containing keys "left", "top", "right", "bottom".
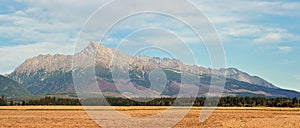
{"left": 0, "top": 106, "right": 300, "bottom": 128}
{"left": 0, "top": 109, "right": 98, "bottom": 128}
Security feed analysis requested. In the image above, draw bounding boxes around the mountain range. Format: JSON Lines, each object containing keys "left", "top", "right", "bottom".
{"left": 2, "top": 42, "right": 300, "bottom": 98}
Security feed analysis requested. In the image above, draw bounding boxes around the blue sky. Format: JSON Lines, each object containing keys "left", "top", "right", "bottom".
{"left": 0, "top": 0, "right": 300, "bottom": 91}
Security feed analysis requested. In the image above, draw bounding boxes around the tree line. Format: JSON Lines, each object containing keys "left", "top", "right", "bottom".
{"left": 0, "top": 96, "right": 80, "bottom": 106}
{"left": 27, "top": 97, "right": 81, "bottom": 105}
{"left": 0, "top": 96, "right": 299, "bottom": 107}
{"left": 83, "top": 97, "right": 299, "bottom": 107}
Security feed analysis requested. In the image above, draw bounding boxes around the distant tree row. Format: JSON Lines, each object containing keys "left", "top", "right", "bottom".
{"left": 82, "top": 97, "right": 300, "bottom": 107}
{"left": 0, "top": 97, "right": 6, "bottom": 106}
{"left": 209, "top": 96, "right": 299, "bottom": 107}
{"left": 26, "top": 97, "right": 81, "bottom": 106}
{"left": 1, "top": 96, "right": 299, "bottom": 107}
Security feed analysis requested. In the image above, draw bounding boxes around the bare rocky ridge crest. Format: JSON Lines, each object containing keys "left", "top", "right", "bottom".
{"left": 10, "top": 42, "right": 277, "bottom": 89}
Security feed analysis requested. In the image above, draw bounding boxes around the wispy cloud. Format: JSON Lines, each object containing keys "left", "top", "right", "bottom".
{"left": 1, "top": 0, "right": 299, "bottom": 46}
{"left": 221, "top": 24, "right": 300, "bottom": 44}
{"left": 253, "top": 32, "right": 300, "bottom": 44}
{"left": 0, "top": 0, "right": 108, "bottom": 46}
{"left": 194, "top": 0, "right": 300, "bottom": 17}
{"left": 195, "top": 0, "right": 300, "bottom": 44}
{"left": 296, "top": 75, "right": 300, "bottom": 80}
{"left": 278, "top": 46, "right": 293, "bottom": 53}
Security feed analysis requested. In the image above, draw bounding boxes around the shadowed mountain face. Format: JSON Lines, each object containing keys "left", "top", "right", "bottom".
{"left": 7, "top": 42, "right": 300, "bottom": 98}
{"left": 0, "top": 75, "right": 31, "bottom": 97}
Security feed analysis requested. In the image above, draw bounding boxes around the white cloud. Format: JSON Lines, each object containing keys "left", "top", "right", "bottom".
{"left": 253, "top": 33, "right": 283, "bottom": 44}
{"left": 15, "top": 0, "right": 108, "bottom": 22}
{"left": 253, "top": 32, "right": 300, "bottom": 44}
{"left": 253, "top": 1, "right": 300, "bottom": 16}
{"left": 222, "top": 24, "right": 261, "bottom": 38}
{"left": 1, "top": 0, "right": 300, "bottom": 74}
{"left": 278, "top": 46, "right": 292, "bottom": 53}
{"left": 2, "top": 0, "right": 299, "bottom": 46}
{"left": 221, "top": 23, "right": 300, "bottom": 44}
{"left": 0, "top": 0, "right": 110, "bottom": 46}
{"left": 0, "top": 11, "right": 76, "bottom": 46}
{"left": 0, "top": 42, "right": 74, "bottom": 74}
{"left": 193, "top": 0, "right": 300, "bottom": 17}
{"left": 193, "top": 0, "right": 300, "bottom": 44}
{"left": 0, "top": 0, "right": 113, "bottom": 68}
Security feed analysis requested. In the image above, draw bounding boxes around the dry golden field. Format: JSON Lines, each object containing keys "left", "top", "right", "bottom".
{"left": 1, "top": 106, "right": 300, "bottom": 128}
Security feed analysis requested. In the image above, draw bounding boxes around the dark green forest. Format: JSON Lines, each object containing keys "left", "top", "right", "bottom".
{"left": 1, "top": 96, "right": 299, "bottom": 107}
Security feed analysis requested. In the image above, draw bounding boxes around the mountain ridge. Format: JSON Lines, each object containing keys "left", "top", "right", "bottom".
{"left": 6, "top": 42, "right": 298, "bottom": 97}
{"left": 10, "top": 42, "right": 277, "bottom": 88}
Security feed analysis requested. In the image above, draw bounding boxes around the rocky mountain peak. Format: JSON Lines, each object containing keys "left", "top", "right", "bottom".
{"left": 13, "top": 54, "right": 73, "bottom": 74}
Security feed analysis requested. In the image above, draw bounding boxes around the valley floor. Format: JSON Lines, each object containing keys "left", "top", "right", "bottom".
{"left": 0, "top": 106, "right": 300, "bottom": 128}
